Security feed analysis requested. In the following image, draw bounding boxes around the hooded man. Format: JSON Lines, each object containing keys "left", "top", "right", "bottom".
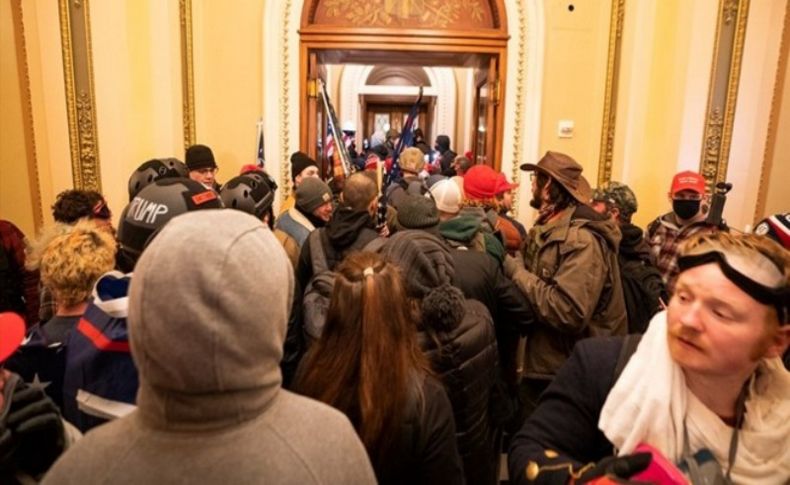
{"left": 435, "top": 135, "right": 458, "bottom": 177}
{"left": 386, "top": 147, "right": 427, "bottom": 210}
{"left": 505, "top": 151, "right": 627, "bottom": 418}
{"left": 43, "top": 210, "right": 377, "bottom": 484}
{"left": 646, "top": 170, "right": 720, "bottom": 295}
{"left": 274, "top": 177, "right": 334, "bottom": 268}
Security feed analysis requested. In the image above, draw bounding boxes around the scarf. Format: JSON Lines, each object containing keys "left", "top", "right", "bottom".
{"left": 599, "top": 311, "right": 790, "bottom": 484}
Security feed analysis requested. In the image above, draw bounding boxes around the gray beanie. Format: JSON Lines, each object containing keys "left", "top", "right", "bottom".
{"left": 295, "top": 177, "right": 333, "bottom": 213}
{"left": 380, "top": 230, "right": 454, "bottom": 298}
{"left": 396, "top": 194, "right": 439, "bottom": 231}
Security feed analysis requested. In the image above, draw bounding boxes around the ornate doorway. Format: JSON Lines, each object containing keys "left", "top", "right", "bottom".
{"left": 299, "top": 0, "right": 508, "bottom": 170}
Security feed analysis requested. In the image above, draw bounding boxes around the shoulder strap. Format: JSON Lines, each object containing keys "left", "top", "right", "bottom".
{"left": 613, "top": 334, "right": 642, "bottom": 383}
{"left": 308, "top": 229, "right": 330, "bottom": 274}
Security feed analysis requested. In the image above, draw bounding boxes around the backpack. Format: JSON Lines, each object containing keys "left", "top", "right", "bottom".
{"left": 302, "top": 230, "right": 385, "bottom": 340}
{"left": 619, "top": 256, "right": 667, "bottom": 334}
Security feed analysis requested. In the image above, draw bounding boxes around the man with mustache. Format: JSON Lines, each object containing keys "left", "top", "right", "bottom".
{"left": 509, "top": 232, "right": 790, "bottom": 484}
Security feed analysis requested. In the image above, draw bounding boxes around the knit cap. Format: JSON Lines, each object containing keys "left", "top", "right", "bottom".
{"left": 290, "top": 151, "right": 319, "bottom": 182}
{"left": 430, "top": 179, "right": 462, "bottom": 214}
{"left": 295, "top": 177, "right": 333, "bottom": 213}
{"left": 396, "top": 194, "right": 439, "bottom": 231}
{"left": 380, "top": 230, "right": 454, "bottom": 298}
{"left": 185, "top": 144, "right": 217, "bottom": 172}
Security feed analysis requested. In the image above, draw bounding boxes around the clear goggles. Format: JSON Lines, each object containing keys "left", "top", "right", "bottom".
{"left": 677, "top": 242, "right": 789, "bottom": 324}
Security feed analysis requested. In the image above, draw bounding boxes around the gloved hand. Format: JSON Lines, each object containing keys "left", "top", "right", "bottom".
{"left": 6, "top": 378, "right": 65, "bottom": 477}
{"left": 504, "top": 252, "right": 525, "bottom": 278}
{"left": 576, "top": 452, "right": 652, "bottom": 484}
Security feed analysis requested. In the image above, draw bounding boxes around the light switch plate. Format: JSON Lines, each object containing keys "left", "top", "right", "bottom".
{"left": 558, "top": 120, "right": 574, "bottom": 138}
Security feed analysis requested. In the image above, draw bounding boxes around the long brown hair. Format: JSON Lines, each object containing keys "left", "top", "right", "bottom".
{"left": 294, "top": 251, "right": 429, "bottom": 463}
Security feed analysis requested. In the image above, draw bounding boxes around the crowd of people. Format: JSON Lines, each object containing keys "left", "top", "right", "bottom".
{"left": 0, "top": 136, "right": 787, "bottom": 484}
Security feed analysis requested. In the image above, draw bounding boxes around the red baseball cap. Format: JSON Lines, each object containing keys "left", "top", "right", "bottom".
{"left": 494, "top": 173, "right": 519, "bottom": 195}
{"left": 671, "top": 171, "right": 706, "bottom": 196}
{"left": 0, "top": 312, "right": 25, "bottom": 363}
{"left": 464, "top": 165, "right": 517, "bottom": 200}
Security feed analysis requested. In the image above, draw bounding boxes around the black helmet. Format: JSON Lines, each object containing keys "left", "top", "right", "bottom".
{"left": 118, "top": 178, "right": 222, "bottom": 270}
{"left": 220, "top": 174, "right": 274, "bottom": 221}
{"left": 242, "top": 168, "right": 278, "bottom": 193}
{"left": 128, "top": 158, "right": 188, "bottom": 200}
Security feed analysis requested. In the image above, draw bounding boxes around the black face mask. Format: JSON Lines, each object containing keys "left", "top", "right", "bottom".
{"left": 673, "top": 199, "right": 701, "bottom": 220}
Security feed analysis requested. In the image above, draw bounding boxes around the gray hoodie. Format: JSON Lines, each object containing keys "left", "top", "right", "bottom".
{"left": 44, "top": 210, "right": 376, "bottom": 484}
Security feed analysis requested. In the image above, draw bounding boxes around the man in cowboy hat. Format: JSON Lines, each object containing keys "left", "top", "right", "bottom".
{"left": 504, "top": 151, "right": 627, "bottom": 420}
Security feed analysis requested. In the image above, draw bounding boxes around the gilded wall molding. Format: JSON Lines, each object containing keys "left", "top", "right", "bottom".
{"left": 699, "top": 0, "right": 750, "bottom": 188}
{"left": 280, "top": 0, "right": 294, "bottom": 204}
{"left": 59, "top": 0, "right": 101, "bottom": 191}
{"left": 179, "top": 0, "right": 196, "bottom": 150}
{"left": 597, "top": 0, "right": 625, "bottom": 187}
{"left": 509, "top": 0, "right": 527, "bottom": 216}
{"left": 11, "top": 0, "right": 43, "bottom": 229}
{"left": 754, "top": 2, "right": 789, "bottom": 222}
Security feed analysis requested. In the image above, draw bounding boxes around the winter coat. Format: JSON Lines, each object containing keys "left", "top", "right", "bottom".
{"left": 375, "top": 374, "right": 465, "bottom": 485}
{"left": 439, "top": 150, "right": 457, "bottom": 177}
{"left": 43, "top": 211, "right": 376, "bottom": 485}
{"left": 510, "top": 204, "right": 627, "bottom": 379}
{"left": 450, "top": 248, "right": 534, "bottom": 392}
{"left": 419, "top": 299, "right": 500, "bottom": 485}
{"left": 275, "top": 206, "right": 316, "bottom": 248}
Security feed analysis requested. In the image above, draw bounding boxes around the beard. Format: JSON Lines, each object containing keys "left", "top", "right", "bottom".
{"left": 529, "top": 189, "right": 543, "bottom": 210}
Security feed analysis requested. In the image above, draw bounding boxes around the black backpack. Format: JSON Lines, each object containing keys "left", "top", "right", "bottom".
{"left": 618, "top": 255, "right": 667, "bottom": 334}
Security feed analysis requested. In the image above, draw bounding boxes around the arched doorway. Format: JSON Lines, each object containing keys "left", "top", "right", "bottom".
{"left": 299, "top": 0, "right": 509, "bottom": 171}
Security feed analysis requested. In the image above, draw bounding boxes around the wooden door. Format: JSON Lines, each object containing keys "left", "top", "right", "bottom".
{"left": 471, "top": 57, "right": 500, "bottom": 167}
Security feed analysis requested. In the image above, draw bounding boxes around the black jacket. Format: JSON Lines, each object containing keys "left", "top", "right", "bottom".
{"left": 377, "top": 374, "right": 465, "bottom": 485}
{"left": 618, "top": 223, "right": 667, "bottom": 333}
{"left": 419, "top": 299, "right": 499, "bottom": 485}
{"left": 508, "top": 337, "right": 624, "bottom": 485}
{"left": 439, "top": 150, "right": 458, "bottom": 177}
{"left": 450, "top": 249, "right": 534, "bottom": 391}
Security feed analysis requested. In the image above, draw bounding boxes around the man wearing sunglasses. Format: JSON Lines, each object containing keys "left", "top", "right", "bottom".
{"left": 647, "top": 170, "right": 719, "bottom": 295}
{"left": 509, "top": 232, "right": 789, "bottom": 484}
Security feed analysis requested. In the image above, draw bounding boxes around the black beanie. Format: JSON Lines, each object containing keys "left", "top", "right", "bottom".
{"left": 291, "top": 151, "right": 319, "bottom": 182}
{"left": 185, "top": 144, "right": 217, "bottom": 171}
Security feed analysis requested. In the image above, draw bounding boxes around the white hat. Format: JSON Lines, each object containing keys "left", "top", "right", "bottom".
{"left": 429, "top": 179, "right": 462, "bottom": 214}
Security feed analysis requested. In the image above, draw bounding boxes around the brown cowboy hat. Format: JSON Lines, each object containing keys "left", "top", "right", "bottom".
{"left": 520, "top": 151, "right": 592, "bottom": 204}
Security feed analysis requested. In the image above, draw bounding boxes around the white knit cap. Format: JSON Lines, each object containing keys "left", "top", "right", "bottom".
{"left": 429, "top": 179, "right": 462, "bottom": 214}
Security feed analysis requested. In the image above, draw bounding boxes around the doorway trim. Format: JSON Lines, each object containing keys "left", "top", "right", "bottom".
{"left": 262, "top": 0, "right": 545, "bottom": 218}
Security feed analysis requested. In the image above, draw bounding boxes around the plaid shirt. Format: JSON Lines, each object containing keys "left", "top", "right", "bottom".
{"left": 0, "top": 220, "right": 40, "bottom": 326}
{"left": 646, "top": 213, "right": 718, "bottom": 295}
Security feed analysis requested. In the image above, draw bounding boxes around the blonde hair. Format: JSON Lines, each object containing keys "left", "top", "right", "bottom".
{"left": 40, "top": 220, "right": 117, "bottom": 308}
{"left": 680, "top": 232, "right": 790, "bottom": 286}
